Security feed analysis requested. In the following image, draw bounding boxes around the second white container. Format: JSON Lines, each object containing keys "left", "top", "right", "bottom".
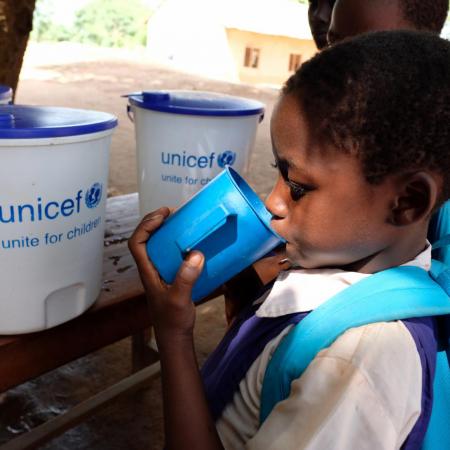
{"left": 127, "top": 90, "right": 265, "bottom": 215}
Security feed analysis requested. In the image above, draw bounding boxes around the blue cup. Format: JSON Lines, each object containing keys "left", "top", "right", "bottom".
{"left": 146, "top": 167, "right": 285, "bottom": 301}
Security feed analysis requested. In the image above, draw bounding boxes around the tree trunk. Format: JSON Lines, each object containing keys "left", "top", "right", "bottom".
{"left": 0, "top": 0, "right": 36, "bottom": 99}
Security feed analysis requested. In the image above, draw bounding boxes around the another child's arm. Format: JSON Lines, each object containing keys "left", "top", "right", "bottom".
{"left": 128, "top": 208, "right": 224, "bottom": 450}
{"left": 223, "top": 248, "right": 289, "bottom": 325}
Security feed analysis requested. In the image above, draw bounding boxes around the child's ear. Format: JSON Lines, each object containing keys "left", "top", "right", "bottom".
{"left": 389, "top": 172, "right": 440, "bottom": 226}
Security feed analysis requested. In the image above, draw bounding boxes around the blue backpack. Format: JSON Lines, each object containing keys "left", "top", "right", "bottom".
{"left": 261, "top": 201, "right": 450, "bottom": 449}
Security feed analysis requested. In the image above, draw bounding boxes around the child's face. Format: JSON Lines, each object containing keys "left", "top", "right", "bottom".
{"left": 266, "top": 94, "right": 399, "bottom": 271}
{"left": 328, "top": 0, "right": 412, "bottom": 45}
{"left": 308, "top": 0, "right": 336, "bottom": 50}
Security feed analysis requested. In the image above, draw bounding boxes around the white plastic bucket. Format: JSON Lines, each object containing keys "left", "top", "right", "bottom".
{"left": 127, "top": 90, "right": 265, "bottom": 215}
{"left": 0, "top": 105, "right": 117, "bottom": 334}
{"left": 0, "top": 85, "right": 12, "bottom": 104}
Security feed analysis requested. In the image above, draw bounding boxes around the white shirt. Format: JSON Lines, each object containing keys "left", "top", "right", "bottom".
{"left": 216, "top": 246, "right": 432, "bottom": 449}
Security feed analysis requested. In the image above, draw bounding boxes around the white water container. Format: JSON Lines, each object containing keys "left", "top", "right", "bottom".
{"left": 0, "top": 85, "right": 12, "bottom": 104}
{"left": 127, "top": 90, "right": 265, "bottom": 216}
{"left": 0, "top": 105, "right": 117, "bottom": 334}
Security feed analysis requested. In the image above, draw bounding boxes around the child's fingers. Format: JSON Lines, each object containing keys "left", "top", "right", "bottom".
{"left": 133, "top": 207, "right": 171, "bottom": 241}
{"left": 130, "top": 245, "right": 163, "bottom": 295}
{"left": 133, "top": 247, "right": 163, "bottom": 293}
{"left": 128, "top": 208, "right": 170, "bottom": 249}
{"left": 128, "top": 215, "right": 163, "bottom": 272}
{"left": 142, "top": 206, "right": 171, "bottom": 221}
{"left": 129, "top": 208, "right": 170, "bottom": 290}
{"left": 169, "top": 251, "right": 204, "bottom": 303}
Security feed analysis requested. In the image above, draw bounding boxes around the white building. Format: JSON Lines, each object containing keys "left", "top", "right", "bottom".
{"left": 146, "top": 0, "right": 317, "bottom": 85}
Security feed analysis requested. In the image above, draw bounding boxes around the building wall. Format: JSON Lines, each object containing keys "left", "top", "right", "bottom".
{"left": 226, "top": 28, "right": 318, "bottom": 85}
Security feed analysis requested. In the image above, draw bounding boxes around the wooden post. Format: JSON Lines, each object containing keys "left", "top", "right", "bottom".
{"left": 131, "top": 328, "right": 159, "bottom": 372}
{"left": 0, "top": 0, "right": 36, "bottom": 96}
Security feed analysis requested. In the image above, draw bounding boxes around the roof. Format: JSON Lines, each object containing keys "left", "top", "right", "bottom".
{"left": 221, "top": 0, "right": 313, "bottom": 40}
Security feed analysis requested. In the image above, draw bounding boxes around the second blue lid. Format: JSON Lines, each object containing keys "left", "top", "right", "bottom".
{"left": 128, "top": 90, "right": 265, "bottom": 117}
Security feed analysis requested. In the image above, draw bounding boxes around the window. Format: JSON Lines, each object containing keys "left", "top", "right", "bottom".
{"left": 289, "top": 53, "right": 302, "bottom": 71}
{"left": 244, "top": 47, "right": 260, "bottom": 68}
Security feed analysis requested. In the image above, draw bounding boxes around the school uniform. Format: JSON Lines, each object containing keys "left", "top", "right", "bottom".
{"left": 202, "top": 246, "right": 437, "bottom": 450}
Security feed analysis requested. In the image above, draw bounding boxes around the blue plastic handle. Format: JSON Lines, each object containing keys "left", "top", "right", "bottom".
{"left": 176, "top": 205, "right": 234, "bottom": 254}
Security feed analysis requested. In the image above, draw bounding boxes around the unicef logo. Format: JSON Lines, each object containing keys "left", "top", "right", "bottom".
{"left": 85, "top": 183, "right": 102, "bottom": 209}
{"left": 217, "top": 150, "right": 236, "bottom": 168}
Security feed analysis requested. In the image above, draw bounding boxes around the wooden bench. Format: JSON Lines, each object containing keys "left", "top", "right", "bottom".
{"left": 0, "top": 193, "right": 160, "bottom": 450}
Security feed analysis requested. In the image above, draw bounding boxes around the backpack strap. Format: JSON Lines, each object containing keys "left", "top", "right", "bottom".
{"left": 423, "top": 349, "right": 450, "bottom": 450}
{"left": 423, "top": 203, "right": 450, "bottom": 449}
{"left": 429, "top": 200, "right": 450, "bottom": 266}
{"left": 432, "top": 235, "right": 450, "bottom": 251}
{"left": 260, "top": 264, "right": 450, "bottom": 423}
{"left": 430, "top": 260, "right": 450, "bottom": 355}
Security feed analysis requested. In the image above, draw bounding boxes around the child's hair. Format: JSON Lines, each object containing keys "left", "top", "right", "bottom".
{"left": 400, "top": 0, "right": 448, "bottom": 33}
{"left": 283, "top": 30, "right": 450, "bottom": 204}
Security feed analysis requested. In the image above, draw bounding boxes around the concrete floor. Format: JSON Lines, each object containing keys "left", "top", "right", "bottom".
{"left": 0, "top": 42, "right": 280, "bottom": 449}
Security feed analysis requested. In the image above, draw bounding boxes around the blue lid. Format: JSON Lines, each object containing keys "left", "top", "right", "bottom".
{"left": 127, "top": 90, "right": 265, "bottom": 117}
{"left": 0, "top": 105, "right": 118, "bottom": 139}
{"left": 0, "top": 85, "right": 12, "bottom": 101}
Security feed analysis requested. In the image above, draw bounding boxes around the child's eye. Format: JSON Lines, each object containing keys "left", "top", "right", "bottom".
{"left": 285, "top": 180, "right": 311, "bottom": 201}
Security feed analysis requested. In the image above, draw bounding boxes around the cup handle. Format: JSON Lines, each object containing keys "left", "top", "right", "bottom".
{"left": 176, "top": 205, "right": 234, "bottom": 254}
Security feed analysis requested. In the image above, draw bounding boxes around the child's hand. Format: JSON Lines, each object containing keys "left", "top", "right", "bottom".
{"left": 128, "top": 207, "right": 205, "bottom": 344}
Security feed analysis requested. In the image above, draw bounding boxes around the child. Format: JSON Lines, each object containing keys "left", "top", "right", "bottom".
{"left": 325, "top": 0, "right": 450, "bottom": 266}
{"left": 129, "top": 31, "right": 450, "bottom": 449}
{"left": 237, "top": 0, "right": 449, "bottom": 313}
{"left": 328, "top": 0, "right": 448, "bottom": 44}
{"left": 308, "top": 0, "right": 336, "bottom": 49}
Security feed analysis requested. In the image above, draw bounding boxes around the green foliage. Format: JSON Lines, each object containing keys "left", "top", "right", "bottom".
{"left": 73, "top": 0, "right": 150, "bottom": 47}
{"left": 31, "top": 0, "right": 152, "bottom": 47}
{"left": 31, "top": 0, "right": 62, "bottom": 42}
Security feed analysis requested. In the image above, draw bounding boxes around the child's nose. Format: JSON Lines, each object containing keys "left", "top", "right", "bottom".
{"left": 265, "top": 178, "right": 289, "bottom": 219}
{"left": 315, "top": 0, "right": 332, "bottom": 23}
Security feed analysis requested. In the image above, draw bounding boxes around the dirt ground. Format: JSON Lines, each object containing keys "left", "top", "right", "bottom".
{"left": 0, "top": 43, "right": 281, "bottom": 449}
